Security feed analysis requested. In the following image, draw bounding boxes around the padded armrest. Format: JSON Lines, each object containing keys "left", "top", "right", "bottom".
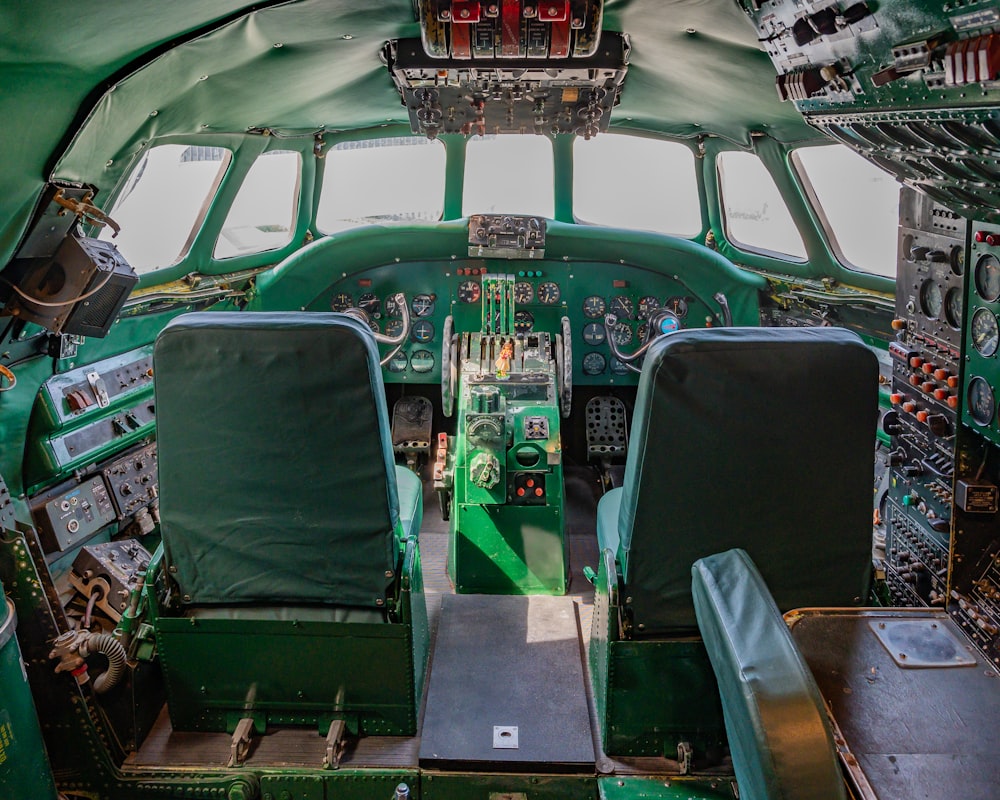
{"left": 596, "top": 487, "right": 623, "bottom": 562}
{"left": 692, "top": 549, "right": 846, "bottom": 800}
{"left": 395, "top": 465, "right": 423, "bottom": 542}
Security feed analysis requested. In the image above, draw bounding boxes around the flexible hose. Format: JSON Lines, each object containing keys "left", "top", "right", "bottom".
{"left": 83, "top": 633, "right": 127, "bottom": 693}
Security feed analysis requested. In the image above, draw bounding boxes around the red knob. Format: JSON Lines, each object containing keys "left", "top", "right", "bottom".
{"left": 910, "top": 356, "right": 924, "bottom": 368}
{"left": 916, "top": 410, "right": 929, "bottom": 423}
{"left": 934, "top": 388, "right": 948, "bottom": 401}
{"left": 933, "top": 368, "right": 950, "bottom": 380}
{"left": 903, "top": 401, "right": 917, "bottom": 413}
{"left": 922, "top": 381, "right": 936, "bottom": 393}
{"left": 890, "top": 392, "right": 903, "bottom": 405}
{"left": 922, "top": 362, "right": 935, "bottom": 374}
{"left": 947, "top": 395, "right": 959, "bottom": 409}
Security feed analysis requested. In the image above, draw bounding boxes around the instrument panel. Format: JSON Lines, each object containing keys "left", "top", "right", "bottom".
{"left": 307, "top": 260, "right": 726, "bottom": 385}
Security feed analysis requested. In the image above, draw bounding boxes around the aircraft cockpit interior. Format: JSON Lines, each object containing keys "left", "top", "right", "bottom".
{"left": 2, "top": 1, "right": 1000, "bottom": 799}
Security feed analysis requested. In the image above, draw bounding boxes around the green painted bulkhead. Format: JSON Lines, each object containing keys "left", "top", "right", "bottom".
{"left": 2, "top": 0, "right": 1000, "bottom": 799}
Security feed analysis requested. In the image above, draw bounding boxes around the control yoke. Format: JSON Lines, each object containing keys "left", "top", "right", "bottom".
{"left": 604, "top": 308, "right": 681, "bottom": 374}
{"left": 344, "top": 292, "right": 411, "bottom": 366}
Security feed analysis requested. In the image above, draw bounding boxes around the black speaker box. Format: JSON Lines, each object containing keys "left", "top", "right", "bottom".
{"left": 1, "top": 236, "right": 137, "bottom": 338}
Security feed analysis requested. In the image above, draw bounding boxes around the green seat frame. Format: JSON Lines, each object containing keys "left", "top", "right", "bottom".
{"left": 590, "top": 327, "right": 878, "bottom": 758}
{"left": 146, "top": 312, "right": 428, "bottom": 735}
{"left": 692, "top": 549, "right": 846, "bottom": 800}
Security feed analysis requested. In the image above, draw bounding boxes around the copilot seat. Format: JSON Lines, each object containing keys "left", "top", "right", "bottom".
{"left": 589, "top": 327, "right": 878, "bottom": 759}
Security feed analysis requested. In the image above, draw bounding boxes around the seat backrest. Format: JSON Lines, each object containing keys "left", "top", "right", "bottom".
{"left": 692, "top": 549, "right": 847, "bottom": 800}
{"left": 618, "top": 327, "right": 878, "bottom": 635}
{"left": 154, "top": 312, "right": 401, "bottom": 609}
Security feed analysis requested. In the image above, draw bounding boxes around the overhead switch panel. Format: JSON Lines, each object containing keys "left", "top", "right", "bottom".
{"left": 384, "top": 33, "right": 628, "bottom": 138}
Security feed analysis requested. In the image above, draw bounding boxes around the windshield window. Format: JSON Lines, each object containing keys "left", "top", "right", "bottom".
{"left": 574, "top": 136, "right": 701, "bottom": 236}
{"left": 463, "top": 136, "right": 554, "bottom": 218}
{"left": 100, "top": 144, "right": 231, "bottom": 273}
{"left": 793, "top": 145, "right": 900, "bottom": 277}
{"left": 717, "top": 151, "right": 806, "bottom": 260}
{"left": 214, "top": 150, "right": 300, "bottom": 259}
{"left": 316, "top": 137, "right": 445, "bottom": 233}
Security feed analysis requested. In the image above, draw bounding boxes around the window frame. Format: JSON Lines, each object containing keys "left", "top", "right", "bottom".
{"left": 716, "top": 149, "right": 808, "bottom": 263}
{"left": 790, "top": 143, "right": 901, "bottom": 279}
{"left": 100, "top": 143, "right": 233, "bottom": 275}
{"left": 315, "top": 135, "right": 447, "bottom": 234}
{"left": 213, "top": 148, "right": 302, "bottom": 260}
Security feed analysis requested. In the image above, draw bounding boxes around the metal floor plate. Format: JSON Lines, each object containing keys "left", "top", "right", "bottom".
{"left": 419, "top": 594, "right": 596, "bottom": 772}
{"left": 790, "top": 609, "right": 1000, "bottom": 800}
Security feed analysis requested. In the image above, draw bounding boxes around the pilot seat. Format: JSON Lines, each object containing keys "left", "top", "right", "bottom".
{"left": 589, "top": 326, "right": 878, "bottom": 763}
{"left": 144, "top": 313, "right": 428, "bottom": 758}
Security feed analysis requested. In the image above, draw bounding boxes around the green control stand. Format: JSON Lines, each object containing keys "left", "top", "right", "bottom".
{"left": 443, "top": 274, "right": 568, "bottom": 594}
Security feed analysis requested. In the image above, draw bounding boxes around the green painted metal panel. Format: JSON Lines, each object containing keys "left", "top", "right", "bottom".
{"left": 421, "top": 772, "right": 598, "bottom": 800}
{"left": 599, "top": 776, "right": 737, "bottom": 800}
{"left": 0, "top": 591, "right": 58, "bottom": 800}
{"left": 155, "top": 613, "right": 419, "bottom": 735}
{"left": 590, "top": 549, "right": 726, "bottom": 760}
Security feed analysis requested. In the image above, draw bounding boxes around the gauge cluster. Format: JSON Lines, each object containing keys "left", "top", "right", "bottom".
{"left": 964, "top": 226, "right": 1000, "bottom": 446}
{"left": 310, "top": 261, "right": 720, "bottom": 385}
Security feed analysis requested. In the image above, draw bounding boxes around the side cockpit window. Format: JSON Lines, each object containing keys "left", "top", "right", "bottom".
{"left": 573, "top": 135, "right": 701, "bottom": 236}
{"left": 214, "top": 149, "right": 301, "bottom": 259}
{"left": 793, "top": 144, "right": 900, "bottom": 278}
{"left": 717, "top": 150, "right": 806, "bottom": 260}
{"left": 99, "top": 144, "right": 231, "bottom": 273}
{"left": 316, "top": 137, "right": 446, "bottom": 233}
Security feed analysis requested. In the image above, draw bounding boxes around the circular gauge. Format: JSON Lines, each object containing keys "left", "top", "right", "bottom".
{"left": 514, "top": 281, "right": 534, "bottom": 304}
{"left": 610, "top": 295, "right": 634, "bottom": 319}
{"left": 514, "top": 310, "right": 534, "bottom": 334}
{"left": 458, "top": 280, "right": 481, "bottom": 304}
{"left": 972, "top": 307, "right": 1000, "bottom": 356}
{"left": 612, "top": 322, "right": 633, "bottom": 347}
{"left": 968, "top": 376, "right": 996, "bottom": 426}
{"left": 411, "top": 293, "right": 436, "bottom": 317}
{"left": 365, "top": 318, "right": 380, "bottom": 334}
{"left": 637, "top": 323, "right": 650, "bottom": 343}
{"left": 410, "top": 350, "right": 435, "bottom": 373}
{"left": 975, "top": 254, "right": 1000, "bottom": 301}
{"left": 385, "top": 319, "right": 405, "bottom": 338}
{"left": 582, "top": 352, "right": 607, "bottom": 376}
{"left": 331, "top": 292, "right": 353, "bottom": 311}
{"left": 665, "top": 296, "right": 689, "bottom": 318}
{"left": 358, "top": 292, "right": 380, "bottom": 316}
{"left": 610, "top": 358, "right": 630, "bottom": 376}
{"left": 582, "top": 295, "right": 607, "bottom": 319}
{"left": 637, "top": 296, "right": 660, "bottom": 320}
{"left": 950, "top": 245, "right": 965, "bottom": 276}
{"left": 919, "top": 280, "right": 943, "bottom": 319}
{"left": 387, "top": 351, "right": 408, "bottom": 373}
{"left": 537, "top": 281, "right": 561, "bottom": 305}
{"left": 582, "top": 322, "right": 606, "bottom": 346}
{"left": 384, "top": 295, "right": 403, "bottom": 317}
{"left": 411, "top": 320, "right": 435, "bottom": 343}
{"left": 945, "top": 287, "right": 963, "bottom": 329}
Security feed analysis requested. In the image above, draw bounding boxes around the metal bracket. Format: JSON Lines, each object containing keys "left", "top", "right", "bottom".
{"left": 86, "top": 371, "right": 110, "bottom": 408}
{"left": 228, "top": 717, "right": 255, "bottom": 767}
{"left": 677, "top": 740, "right": 693, "bottom": 775}
{"left": 323, "top": 719, "right": 347, "bottom": 769}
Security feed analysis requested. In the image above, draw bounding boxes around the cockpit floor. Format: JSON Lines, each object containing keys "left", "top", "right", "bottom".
{"left": 128, "top": 464, "right": 605, "bottom": 771}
